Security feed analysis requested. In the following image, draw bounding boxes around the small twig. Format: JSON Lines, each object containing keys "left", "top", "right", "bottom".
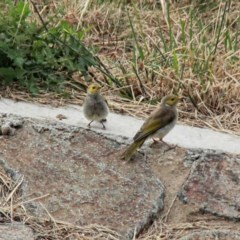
{"left": 5, "top": 175, "right": 24, "bottom": 203}
{"left": 10, "top": 195, "right": 13, "bottom": 222}
{"left": 0, "top": 172, "right": 12, "bottom": 188}
{"left": 162, "top": 194, "right": 178, "bottom": 223}
{"left": 40, "top": 203, "right": 58, "bottom": 227}
{"left": 162, "top": 168, "right": 192, "bottom": 223}
{"left": 16, "top": 193, "right": 50, "bottom": 207}
{"left": 132, "top": 66, "right": 148, "bottom": 97}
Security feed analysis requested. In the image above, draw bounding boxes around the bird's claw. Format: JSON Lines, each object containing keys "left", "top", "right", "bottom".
{"left": 100, "top": 120, "right": 106, "bottom": 130}
{"left": 163, "top": 144, "right": 177, "bottom": 153}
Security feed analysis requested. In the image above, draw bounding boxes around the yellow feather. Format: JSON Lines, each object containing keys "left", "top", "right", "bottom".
{"left": 121, "top": 139, "right": 145, "bottom": 161}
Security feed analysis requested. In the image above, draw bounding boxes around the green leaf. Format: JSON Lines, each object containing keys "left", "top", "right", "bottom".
{"left": 172, "top": 50, "right": 179, "bottom": 75}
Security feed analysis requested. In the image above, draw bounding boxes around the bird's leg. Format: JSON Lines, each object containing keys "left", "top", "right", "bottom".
{"left": 100, "top": 119, "right": 106, "bottom": 130}
{"left": 160, "top": 140, "right": 177, "bottom": 152}
{"left": 153, "top": 138, "right": 160, "bottom": 144}
{"left": 88, "top": 120, "right": 93, "bottom": 128}
{"left": 150, "top": 138, "right": 176, "bottom": 151}
{"left": 160, "top": 139, "right": 171, "bottom": 147}
{"left": 150, "top": 138, "right": 162, "bottom": 147}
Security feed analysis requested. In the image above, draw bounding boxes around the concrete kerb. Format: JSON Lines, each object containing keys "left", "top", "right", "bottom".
{"left": 0, "top": 98, "right": 239, "bottom": 154}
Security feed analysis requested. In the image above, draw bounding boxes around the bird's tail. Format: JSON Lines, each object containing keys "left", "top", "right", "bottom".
{"left": 121, "top": 139, "right": 145, "bottom": 161}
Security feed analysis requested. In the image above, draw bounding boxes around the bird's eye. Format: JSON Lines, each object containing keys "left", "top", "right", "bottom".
{"left": 171, "top": 98, "right": 174, "bottom": 101}
{"left": 92, "top": 86, "right": 96, "bottom": 89}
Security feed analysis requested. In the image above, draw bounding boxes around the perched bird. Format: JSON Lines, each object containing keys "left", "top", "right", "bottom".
{"left": 83, "top": 83, "right": 109, "bottom": 129}
{"left": 121, "top": 94, "right": 179, "bottom": 161}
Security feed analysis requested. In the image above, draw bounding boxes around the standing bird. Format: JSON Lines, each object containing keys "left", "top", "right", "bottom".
{"left": 121, "top": 94, "right": 179, "bottom": 161}
{"left": 83, "top": 83, "right": 109, "bottom": 129}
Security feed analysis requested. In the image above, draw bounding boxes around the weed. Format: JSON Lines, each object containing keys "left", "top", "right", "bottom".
{"left": 0, "top": 0, "right": 103, "bottom": 94}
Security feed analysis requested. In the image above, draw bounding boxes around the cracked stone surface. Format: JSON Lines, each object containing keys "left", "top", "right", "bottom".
{"left": 0, "top": 115, "right": 166, "bottom": 239}
{"left": 179, "top": 151, "right": 240, "bottom": 219}
{"left": 2, "top": 113, "right": 240, "bottom": 238}
{"left": 0, "top": 113, "right": 24, "bottom": 135}
{"left": 179, "top": 230, "right": 240, "bottom": 240}
{"left": 0, "top": 223, "right": 34, "bottom": 240}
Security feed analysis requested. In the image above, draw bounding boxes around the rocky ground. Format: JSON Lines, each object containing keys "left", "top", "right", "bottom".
{"left": 0, "top": 114, "right": 240, "bottom": 240}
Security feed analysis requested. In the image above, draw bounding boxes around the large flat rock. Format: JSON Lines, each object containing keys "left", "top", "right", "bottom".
{"left": 0, "top": 115, "right": 166, "bottom": 239}
{"left": 179, "top": 151, "right": 240, "bottom": 219}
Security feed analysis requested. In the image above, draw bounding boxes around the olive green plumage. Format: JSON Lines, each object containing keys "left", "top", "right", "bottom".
{"left": 83, "top": 83, "right": 109, "bottom": 129}
{"left": 122, "top": 94, "right": 179, "bottom": 161}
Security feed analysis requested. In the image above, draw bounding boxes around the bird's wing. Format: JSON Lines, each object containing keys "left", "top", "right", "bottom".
{"left": 133, "top": 107, "right": 176, "bottom": 142}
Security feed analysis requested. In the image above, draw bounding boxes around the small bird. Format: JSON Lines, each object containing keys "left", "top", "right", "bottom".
{"left": 121, "top": 94, "right": 179, "bottom": 161}
{"left": 83, "top": 83, "right": 109, "bottom": 129}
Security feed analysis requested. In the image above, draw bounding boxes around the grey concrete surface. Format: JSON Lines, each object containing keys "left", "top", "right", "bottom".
{"left": 0, "top": 98, "right": 239, "bottom": 154}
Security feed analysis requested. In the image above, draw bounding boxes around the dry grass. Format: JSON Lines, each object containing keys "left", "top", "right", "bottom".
{"left": 140, "top": 219, "right": 240, "bottom": 239}
{"left": 2, "top": 0, "right": 237, "bottom": 135}
{"left": 81, "top": 0, "right": 239, "bottom": 135}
